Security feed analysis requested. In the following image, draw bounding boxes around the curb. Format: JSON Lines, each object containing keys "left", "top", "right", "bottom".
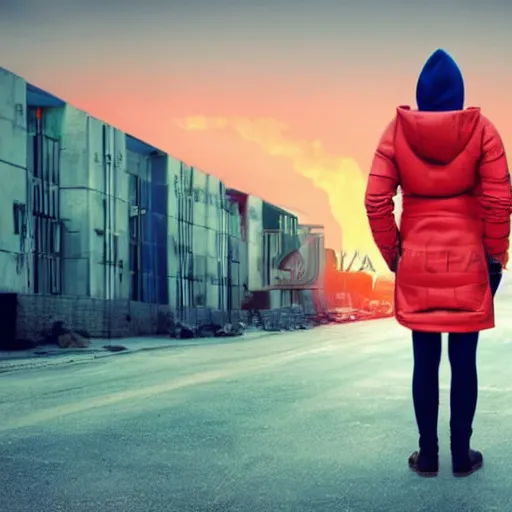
{"left": 0, "top": 331, "right": 282, "bottom": 375}
{"left": 132, "top": 331, "right": 282, "bottom": 352}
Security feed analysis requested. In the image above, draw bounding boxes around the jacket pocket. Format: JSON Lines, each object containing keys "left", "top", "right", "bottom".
{"left": 395, "top": 282, "right": 428, "bottom": 314}
{"left": 452, "top": 282, "right": 489, "bottom": 312}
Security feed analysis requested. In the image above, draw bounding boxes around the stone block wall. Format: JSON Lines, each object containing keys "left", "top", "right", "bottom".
{"left": 15, "top": 294, "right": 255, "bottom": 341}
{"left": 15, "top": 294, "right": 309, "bottom": 342}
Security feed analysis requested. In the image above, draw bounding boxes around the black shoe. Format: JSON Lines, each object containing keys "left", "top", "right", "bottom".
{"left": 408, "top": 451, "right": 439, "bottom": 477}
{"left": 452, "top": 449, "right": 483, "bottom": 477}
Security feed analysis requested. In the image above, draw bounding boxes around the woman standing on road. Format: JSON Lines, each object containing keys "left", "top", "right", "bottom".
{"left": 364, "top": 49, "right": 512, "bottom": 477}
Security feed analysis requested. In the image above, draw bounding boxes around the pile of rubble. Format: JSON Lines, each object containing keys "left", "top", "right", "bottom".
{"left": 166, "top": 306, "right": 313, "bottom": 339}
{"left": 10, "top": 306, "right": 315, "bottom": 350}
{"left": 168, "top": 321, "right": 247, "bottom": 340}
{"left": 316, "top": 301, "right": 393, "bottom": 325}
{"left": 259, "top": 306, "right": 311, "bottom": 332}
{"left": 42, "top": 321, "right": 91, "bottom": 349}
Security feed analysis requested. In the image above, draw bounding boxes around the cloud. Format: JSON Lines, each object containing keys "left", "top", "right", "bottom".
{"left": 175, "top": 115, "right": 389, "bottom": 273}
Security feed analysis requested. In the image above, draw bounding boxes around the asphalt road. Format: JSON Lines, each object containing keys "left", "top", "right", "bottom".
{"left": 2, "top": 284, "right": 512, "bottom": 512}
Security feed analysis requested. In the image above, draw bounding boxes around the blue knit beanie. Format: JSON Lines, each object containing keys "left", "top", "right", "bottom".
{"left": 416, "top": 49, "right": 464, "bottom": 111}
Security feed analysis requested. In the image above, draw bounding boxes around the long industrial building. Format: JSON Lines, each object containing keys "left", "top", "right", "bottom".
{"left": 0, "top": 66, "right": 326, "bottom": 342}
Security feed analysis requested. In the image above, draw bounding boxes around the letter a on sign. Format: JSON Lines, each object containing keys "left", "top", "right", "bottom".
{"left": 359, "top": 255, "right": 375, "bottom": 273}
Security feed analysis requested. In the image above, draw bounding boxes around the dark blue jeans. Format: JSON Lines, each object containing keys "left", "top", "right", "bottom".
{"left": 412, "top": 271, "right": 502, "bottom": 453}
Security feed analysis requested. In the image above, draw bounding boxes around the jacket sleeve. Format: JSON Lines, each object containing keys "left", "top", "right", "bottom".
{"left": 478, "top": 119, "right": 512, "bottom": 268}
{"left": 364, "top": 120, "right": 400, "bottom": 272}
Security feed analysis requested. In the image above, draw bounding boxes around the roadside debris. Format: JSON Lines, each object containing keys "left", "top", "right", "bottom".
{"left": 43, "top": 321, "right": 91, "bottom": 349}
{"left": 170, "top": 321, "right": 247, "bottom": 339}
{"left": 215, "top": 322, "right": 246, "bottom": 337}
{"left": 102, "top": 345, "right": 128, "bottom": 352}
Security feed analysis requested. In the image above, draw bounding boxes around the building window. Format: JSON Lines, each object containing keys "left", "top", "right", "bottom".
{"left": 12, "top": 202, "right": 26, "bottom": 235}
{"left": 129, "top": 173, "right": 143, "bottom": 301}
{"left": 28, "top": 107, "right": 62, "bottom": 295}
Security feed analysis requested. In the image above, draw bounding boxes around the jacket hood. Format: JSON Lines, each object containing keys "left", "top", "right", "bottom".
{"left": 396, "top": 106, "right": 481, "bottom": 164}
{"left": 416, "top": 49, "right": 464, "bottom": 112}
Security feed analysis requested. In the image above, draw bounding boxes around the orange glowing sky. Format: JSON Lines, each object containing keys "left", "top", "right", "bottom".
{"left": 1, "top": 1, "right": 511, "bottom": 273}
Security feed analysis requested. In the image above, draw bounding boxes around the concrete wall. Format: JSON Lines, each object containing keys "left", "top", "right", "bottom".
{"left": 207, "top": 173, "right": 228, "bottom": 310}
{"left": 166, "top": 162, "right": 233, "bottom": 317}
{"left": 55, "top": 106, "right": 89, "bottom": 296}
{"left": 16, "top": 293, "right": 251, "bottom": 339}
{"left": 166, "top": 155, "right": 180, "bottom": 310}
{"left": 0, "top": 68, "right": 29, "bottom": 293}
{"left": 246, "top": 195, "right": 263, "bottom": 290}
{"left": 58, "top": 107, "right": 129, "bottom": 298}
{"left": 228, "top": 200, "right": 244, "bottom": 310}
{"left": 191, "top": 167, "right": 209, "bottom": 308}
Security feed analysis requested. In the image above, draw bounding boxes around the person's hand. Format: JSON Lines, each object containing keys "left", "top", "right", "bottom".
{"left": 487, "top": 253, "right": 503, "bottom": 274}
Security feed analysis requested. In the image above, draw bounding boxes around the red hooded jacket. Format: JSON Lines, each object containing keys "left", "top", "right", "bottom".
{"left": 365, "top": 106, "right": 512, "bottom": 333}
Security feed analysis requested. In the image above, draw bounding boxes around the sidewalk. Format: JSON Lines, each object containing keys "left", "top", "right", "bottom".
{"left": 4, "top": 278, "right": 511, "bottom": 376}
{"left": 0, "top": 329, "right": 283, "bottom": 374}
